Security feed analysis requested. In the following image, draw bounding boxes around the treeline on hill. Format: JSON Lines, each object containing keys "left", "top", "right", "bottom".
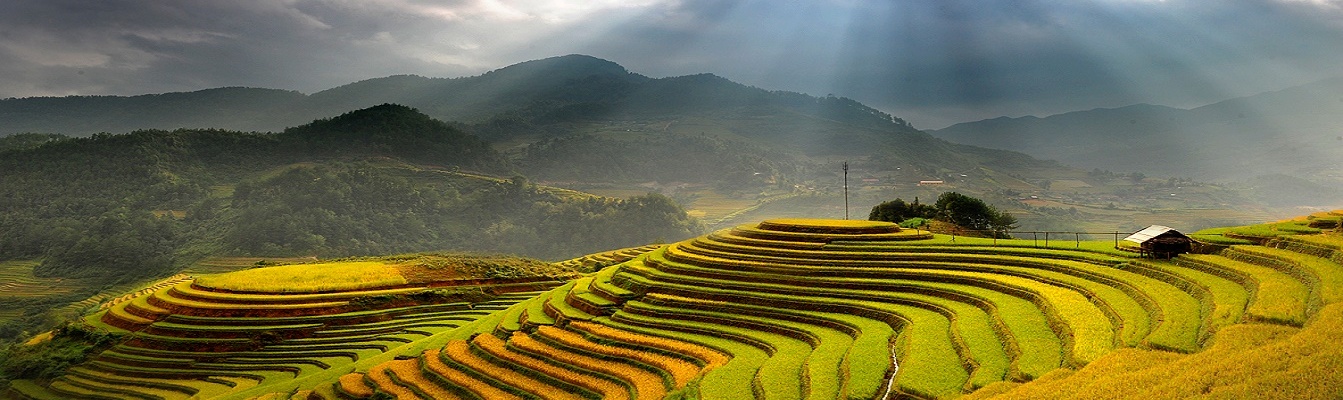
{"left": 0, "top": 104, "right": 701, "bottom": 285}
{"left": 223, "top": 164, "right": 697, "bottom": 258}
{"left": 869, "top": 192, "right": 1018, "bottom": 237}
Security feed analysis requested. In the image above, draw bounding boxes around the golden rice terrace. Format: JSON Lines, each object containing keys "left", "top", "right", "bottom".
{"left": 8, "top": 211, "right": 1343, "bottom": 399}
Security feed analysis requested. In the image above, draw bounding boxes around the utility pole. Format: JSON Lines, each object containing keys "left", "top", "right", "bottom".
{"left": 843, "top": 161, "right": 850, "bottom": 220}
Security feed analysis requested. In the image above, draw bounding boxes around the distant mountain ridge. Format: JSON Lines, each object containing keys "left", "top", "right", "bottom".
{"left": 0, "top": 54, "right": 907, "bottom": 137}
{"left": 0, "top": 87, "right": 307, "bottom": 135}
{"left": 931, "top": 77, "right": 1343, "bottom": 184}
{"left": 2, "top": 54, "right": 1058, "bottom": 191}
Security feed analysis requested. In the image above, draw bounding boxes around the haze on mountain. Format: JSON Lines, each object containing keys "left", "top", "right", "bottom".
{"left": 4, "top": 1, "right": 1342, "bottom": 130}
{"left": 0, "top": 55, "right": 903, "bottom": 137}
{"left": 0, "top": 55, "right": 1049, "bottom": 178}
{"left": 6, "top": 54, "right": 1335, "bottom": 213}
{"left": 930, "top": 76, "right": 1343, "bottom": 205}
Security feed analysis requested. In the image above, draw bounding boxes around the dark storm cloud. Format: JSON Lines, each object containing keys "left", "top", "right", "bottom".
{"left": 638, "top": 0, "right": 1343, "bottom": 127}
{"left": 0, "top": 0, "right": 482, "bottom": 96}
{"left": 1, "top": 0, "right": 1340, "bottom": 127}
{"left": 571, "top": 0, "right": 1343, "bottom": 127}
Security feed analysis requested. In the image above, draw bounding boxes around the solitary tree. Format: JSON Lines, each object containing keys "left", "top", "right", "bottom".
{"left": 868, "top": 197, "right": 935, "bottom": 223}
{"left": 934, "top": 192, "right": 1016, "bottom": 238}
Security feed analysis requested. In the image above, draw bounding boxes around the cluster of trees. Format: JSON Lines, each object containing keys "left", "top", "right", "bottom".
{"left": 0, "top": 104, "right": 706, "bottom": 282}
{"left": 0, "top": 322, "right": 123, "bottom": 387}
{"left": 869, "top": 192, "right": 1018, "bottom": 237}
{"left": 0, "top": 133, "right": 69, "bottom": 152}
{"left": 222, "top": 163, "right": 700, "bottom": 259}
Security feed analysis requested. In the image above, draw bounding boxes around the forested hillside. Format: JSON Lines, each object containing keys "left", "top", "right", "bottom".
{"left": 0, "top": 104, "right": 705, "bottom": 344}
{"left": 0, "top": 104, "right": 700, "bottom": 281}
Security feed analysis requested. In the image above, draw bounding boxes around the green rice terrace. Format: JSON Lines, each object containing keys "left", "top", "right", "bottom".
{"left": 5, "top": 211, "right": 1343, "bottom": 399}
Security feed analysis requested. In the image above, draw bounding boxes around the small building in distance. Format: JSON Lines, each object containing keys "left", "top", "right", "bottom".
{"left": 918, "top": 180, "right": 945, "bottom": 186}
{"left": 1123, "top": 225, "right": 1192, "bottom": 259}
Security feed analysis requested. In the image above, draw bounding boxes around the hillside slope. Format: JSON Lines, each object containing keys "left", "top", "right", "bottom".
{"left": 931, "top": 77, "right": 1343, "bottom": 190}
{"left": 0, "top": 104, "right": 698, "bottom": 280}
{"left": 312, "top": 215, "right": 1338, "bottom": 399}
{"left": 0, "top": 55, "right": 1063, "bottom": 185}
{"left": 1, "top": 253, "right": 584, "bottom": 400}
{"left": 5, "top": 213, "right": 1341, "bottom": 399}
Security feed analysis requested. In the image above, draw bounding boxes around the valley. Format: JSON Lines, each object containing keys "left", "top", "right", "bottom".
{"left": 2, "top": 55, "right": 1341, "bottom": 399}
{"left": 5, "top": 213, "right": 1341, "bottom": 399}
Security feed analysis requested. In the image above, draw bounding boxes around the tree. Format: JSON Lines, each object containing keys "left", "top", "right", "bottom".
{"left": 868, "top": 197, "right": 935, "bottom": 223}
{"left": 988, "top": 207, "right": 1019, "bottom": 238}
{"left": 935, "top": 192, "right": 992, "bottom": 230}
{"left": 35, "top": 209, "right": 178, "bottom": 280}
{"left": 933, "top": 192, "right": 1015, "bottom": 237}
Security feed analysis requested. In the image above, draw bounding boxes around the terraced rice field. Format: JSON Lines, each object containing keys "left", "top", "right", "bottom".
{"left": 184, "top": 257, "right": 321, "bottom": 275}
{"left": 331, "top": 217, "right": 1343, "bottom": 399}
{"left": 15, "top": 213, "right": 1343, "bottom": 399}
{"left": 0, "top": 260, "right": 82, "bottom": 299}
{"left": 554, "top": 244, "right": 663, "bottom": 272}
{"left": 7, "top": 260, "right": 568, "bottom": 400}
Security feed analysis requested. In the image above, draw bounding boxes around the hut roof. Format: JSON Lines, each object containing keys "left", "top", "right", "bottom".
{"left": 1123, "top": 225, "right": 1187, "bottom": 244}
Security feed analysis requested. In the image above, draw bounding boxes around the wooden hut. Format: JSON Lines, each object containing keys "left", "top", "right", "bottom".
{"left": 1123, "top": 225, "right": 1192, "bottom": 259}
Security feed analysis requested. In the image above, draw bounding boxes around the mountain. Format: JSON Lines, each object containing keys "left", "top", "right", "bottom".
{"left": 0, "top": 55, "right": 1302, "bottom": 236}
{"left": 0, "top": 104, "right": 699, "bottom": 281}
{"left": 278, "top": 103, "right": 507, "bottom": 169}
{"left": 931, "top": 77, "right": 1343, "bottom": 185}
{"left": 0, "top": 55, "right": 913, "bottom": 140}
{"left": 0, "top": 54, "right": 1058, "bottom": 187}
{"left": 0, "top": 87, "right": 308, "bottom": 134}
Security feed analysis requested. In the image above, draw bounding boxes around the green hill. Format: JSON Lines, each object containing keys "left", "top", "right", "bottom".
{"left": 0, "top": 104, "right": 703, "bottom": 346}
{"left": 6, "top": 213, "right": 1341, "bottom": 399}
{"left": 0, "top": 56, "right": 1316, "bottom": 357}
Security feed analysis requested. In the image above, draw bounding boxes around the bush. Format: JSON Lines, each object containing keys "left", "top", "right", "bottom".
{"left": 899, "top": 217, "right": 931, "bottom": 229}
{"left": 0, "top": 323, "right": 122, "bottom": 385}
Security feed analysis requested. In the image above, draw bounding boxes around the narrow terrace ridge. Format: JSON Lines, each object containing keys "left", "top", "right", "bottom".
{"left": 757, "top": 219, "right": 903, "bottom": 234}
{"left": 742, "top": 219, "right": 931, "bottom": 243}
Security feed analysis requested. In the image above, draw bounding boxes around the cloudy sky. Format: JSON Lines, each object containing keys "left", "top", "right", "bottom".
{"left": 1, "top": 0, "right": 1340, "bottom": 128}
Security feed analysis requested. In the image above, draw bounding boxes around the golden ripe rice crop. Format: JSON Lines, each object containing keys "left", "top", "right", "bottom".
{"left": 475, "top": 333, "right": 630, "bottom": 400}
{"left": 567, "top": 320, "right": 728, "bottom": 369}
{"left": 513, "top": 330, "right": 667, "bottom": 399}
{"left": 337, "top": 373, "right": 375, "bottom": 398}
{"left": 422, "top": 349, "right": 521, "bottom": 400}
{"left": 536, "top": 325, "right": 702, "bottom": 387}
{"left": 366, "top": 361, "right": 424, "bottom": 399}
{"left": 195, "top": 261, "right": 407, "bottom": 293}
{"left": 442, "top": 339, "right": 579, "bottom": 400}
{"left": 381, "top": 358, "right": 462, "bottom": 400}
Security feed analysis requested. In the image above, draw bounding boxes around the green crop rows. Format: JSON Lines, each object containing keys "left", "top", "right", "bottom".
{"left": 20, "top": 216, "right": 1343, "bottom": 399}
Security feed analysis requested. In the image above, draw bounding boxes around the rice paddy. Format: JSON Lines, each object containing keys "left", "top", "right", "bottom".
{"left": 12, "top": 212, "right": 1343, "bottom": 399}
{"left": 7, "top": 257, "right": 568, "bottom": 400}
